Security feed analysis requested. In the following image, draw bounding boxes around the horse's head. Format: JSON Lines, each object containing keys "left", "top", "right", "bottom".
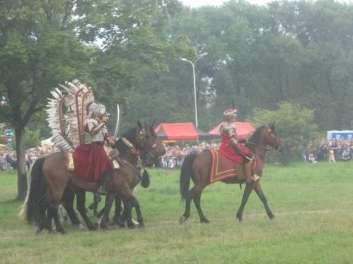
{"left": 248, "top": 123, "right": 281, "bottom": 150}
{"left": 139, "top": 123, "right": 166, "bottom": 167}
{"left": 117, "top": 121, "right": 165, "bottom": 167}
{"left": 261, "top": 123, "right": 281, "bottom": 150}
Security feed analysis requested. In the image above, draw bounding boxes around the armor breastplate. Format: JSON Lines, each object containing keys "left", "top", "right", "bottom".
{"left": 91, "top": 130, "right": 105, "bottom": 142}
{"left": 85, "top": 118, "right": 107, "bottom": 143}
{"left": 220, "top": 121, "right": 236, "bottom": 137}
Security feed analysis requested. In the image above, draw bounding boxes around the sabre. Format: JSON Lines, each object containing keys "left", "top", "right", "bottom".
{"left": 114, "top": 104, "right": 120, "bottom": 138}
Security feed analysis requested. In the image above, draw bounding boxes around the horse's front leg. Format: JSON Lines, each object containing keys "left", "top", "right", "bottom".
{"left": 76, "top": 190, "right": 97, "bottom": 230}
{"left": 253, "top": 181, "right": 274, "bottom": 220}
{"left": 99, "top": 193, "right": 114, "bottom": 229}
{"left": 113, "top": 195, "right": 126, "bottom": 227}
{"left": 236, "top": 182, "right": 254, "bottom": 222}
{"left": 129, "top": 196, "right": 144, "bottom": 228}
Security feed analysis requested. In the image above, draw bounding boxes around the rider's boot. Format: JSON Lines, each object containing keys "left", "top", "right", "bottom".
{"left": 244, "top": 159, "right": 259, "bottom": 183}
{"left": 66, "top": 151, "right": 75, "bottom": 172}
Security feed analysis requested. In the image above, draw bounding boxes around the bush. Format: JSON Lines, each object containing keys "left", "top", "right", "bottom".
{"left": 252, "top": 102, "right": 320, "bottom": 164}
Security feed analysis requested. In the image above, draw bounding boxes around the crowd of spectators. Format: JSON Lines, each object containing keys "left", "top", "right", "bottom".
{"left": 160, "top": 142, "right": 219, "bottom": 169}
{"left": 0, "top": 145, "right": 54, "bottom": 171}
{"left": 0, "top": 151, "right": 18, "bottom": 170}
{"left": 303, "top": 139, "right": 353, "bottom": 163}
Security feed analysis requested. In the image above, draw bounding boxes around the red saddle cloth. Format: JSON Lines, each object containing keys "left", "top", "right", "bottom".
{"left": 209, "top": 149, "right": 242, "bottom": 183}
{"left": 73, "top": 142, "right": 113, "bottom": 182}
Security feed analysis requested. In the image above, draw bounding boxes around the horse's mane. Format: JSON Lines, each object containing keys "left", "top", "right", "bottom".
{"left": 121, "top": 126, "right": 140, "bottom": 141}
{"left": 246, "top": 125, "right": 266, "bottom": 150}
{"left": 115, "top": 123, "right": 154, "bottom": 155}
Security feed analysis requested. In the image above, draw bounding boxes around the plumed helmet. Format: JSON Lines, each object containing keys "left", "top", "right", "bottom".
{"left": 223, "top": 108, "right": 237, "bottom": 118}
{"left": 88, "top": 102, "right": 106, "bottom": 117}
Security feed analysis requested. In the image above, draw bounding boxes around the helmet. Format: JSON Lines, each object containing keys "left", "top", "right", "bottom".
{"left": 88, "top": 102, "right": 106, "bottom": 118}
{"left": 223, "top": 108, "right": 237, "bottom": 119}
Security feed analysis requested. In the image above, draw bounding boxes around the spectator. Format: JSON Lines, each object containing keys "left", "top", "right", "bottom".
{"left": 0, "top": 153, "right": 6, "bottom": 170}
{"left": 308, "top": 152, "right": 318, "bottom": 163}
{"left": 328, "top": 148, "right": 336, "bottom": 163}
{"left": 6, "top": 153, "right": 17, "bottom": 169}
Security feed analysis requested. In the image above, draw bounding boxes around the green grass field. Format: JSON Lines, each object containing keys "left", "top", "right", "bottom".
{"left": 1, "top": 162, "right": 353, "bottom": 264}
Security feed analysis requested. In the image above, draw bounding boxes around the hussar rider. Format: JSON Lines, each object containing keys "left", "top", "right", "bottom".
{"left": 47, "top": 80, "right": 120, "bottom": 193}
{"left": 72, "top": 102, "right": 119, "bottom": 193}
{"left": 219, "top": 108, "right": 258, "bottom": 183}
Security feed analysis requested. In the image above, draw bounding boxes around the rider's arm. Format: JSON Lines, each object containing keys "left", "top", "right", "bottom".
{"left": 221, "top": 123, "right": 238, "bottom": 144}
{"left": 86, "top": 119, "right": 106, "bottom": 135}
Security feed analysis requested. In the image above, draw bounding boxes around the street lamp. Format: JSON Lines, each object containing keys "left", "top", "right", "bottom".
{"left": 180, "top": 52, "right": 207, "bottom": 128}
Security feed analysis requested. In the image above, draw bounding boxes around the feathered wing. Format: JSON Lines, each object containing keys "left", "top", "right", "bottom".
{"left": 46, "top": 80, "right": 95, "bottom": 151}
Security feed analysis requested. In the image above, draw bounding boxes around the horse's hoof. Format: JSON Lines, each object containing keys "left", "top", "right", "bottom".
{"left": 116, "top": 221, "right": 125, "bottom": 228}
{"left": 138, "top": 222, "right": 145, "bottom": 228}
{"left": 35, "top": 228, "right": 43, "bottom": 235}
{"left": 88, "top": 224, "right": 98, "bottom": 231}
{"left": 98, "top": 220, "right": 109, "bottom": 230}
{"left": 268, "top": 213, "right": 275, "bottom": 220}
{"left": 200, "top": 218, "right": 209, "bottom": 224}
{"left": 78, "top": 224, "right": 86, "bottom": 230}
{"left": 57, "top": 228, "right": 66, "bottom": 234}
{"left": 127, "top": 223, "right": 136, "bottom": 229}
{"left": 100, "top": 224, "right": 109, "bottom": 230}
{"left": 179, "top": 216, "right": 188, "bottom": 224}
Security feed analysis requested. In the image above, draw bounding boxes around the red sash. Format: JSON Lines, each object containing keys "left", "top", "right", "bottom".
{"left": 73, "top": 142, "right": 113, "bottom": 182}
{"left": 219, "top": 134, "right": 251, "bottom": 164}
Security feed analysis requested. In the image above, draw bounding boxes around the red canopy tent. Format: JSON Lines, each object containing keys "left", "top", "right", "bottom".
{"left": 155, "top": 122, "right": 199, "bottom": 140}
{"left": 208, "top": 121, "right": 255, "bottom": 140}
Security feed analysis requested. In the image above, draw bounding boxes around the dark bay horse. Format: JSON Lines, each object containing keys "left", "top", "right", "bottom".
{"left": 91, "top": 124, "right": 166, "bottom": 227}
{"left": 179, "top": 124, "right": 281, "bottom": 224}
{"left": 23, "top": 123, "right": 165, "bottom": 233}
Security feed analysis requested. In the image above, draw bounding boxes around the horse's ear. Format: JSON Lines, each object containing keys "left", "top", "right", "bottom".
{"left": 150, "top": 125, "right": 156, "bottom": 136}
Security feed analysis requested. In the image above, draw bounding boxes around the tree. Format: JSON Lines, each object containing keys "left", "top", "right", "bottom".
{"left": 0, "top": 0, "right": 92, "bottom": 200}
{"left": 76, "top": 0, "right": 194, "bottom": 129}
{"left": 252, "top": 102, "right": 320, "bottom": 163}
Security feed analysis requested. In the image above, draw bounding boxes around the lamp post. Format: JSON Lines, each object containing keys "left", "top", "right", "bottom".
{"left": 180, "top": 52, "right": 207, "bottom": 128}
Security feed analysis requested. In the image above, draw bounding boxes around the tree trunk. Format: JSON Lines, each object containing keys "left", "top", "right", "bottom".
{"left": 15, "top": 127, "right": 27, "bottom": 201}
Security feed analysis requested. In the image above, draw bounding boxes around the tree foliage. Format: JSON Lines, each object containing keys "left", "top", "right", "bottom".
{"left": 252, "top": 102, "right": 320, "bottom": 162}
{"left": 4, "top": 0, "right": 353, "bottom": 196}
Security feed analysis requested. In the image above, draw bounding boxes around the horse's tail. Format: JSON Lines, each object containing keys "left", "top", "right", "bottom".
{"left": 180, "top": 151, "right": 197, "bottom": 199}
{"left": 19, "top": 164, "right": 31, "bottom": 220}
{"left": 23, "top": 157, "right": 47, "bottom": 225}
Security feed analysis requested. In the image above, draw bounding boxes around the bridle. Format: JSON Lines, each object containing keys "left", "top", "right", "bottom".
{"left": 246, "top": 126, "right": 279, "bottom": 152}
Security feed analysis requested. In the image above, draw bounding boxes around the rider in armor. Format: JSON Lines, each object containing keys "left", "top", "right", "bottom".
{"left": 73, "top": 102, "right": 116, "bottom": 193}
{"left": 219, "top": 108, "right": 258, "bottom": 183}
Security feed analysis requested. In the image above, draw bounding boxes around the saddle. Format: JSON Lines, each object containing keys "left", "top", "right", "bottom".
{"left": 209, "top": 149, "right": 243, "bottom": 183}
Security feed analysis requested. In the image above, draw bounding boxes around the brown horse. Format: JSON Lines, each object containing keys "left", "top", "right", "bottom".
{"left": 23, "top": 122, "right": 165, "bottom": 233}
{"left": 179, "top": 124, "right": 281, "bottom": 224}
{"left": 91, "top": 124, "right": 166, "bottom": 227}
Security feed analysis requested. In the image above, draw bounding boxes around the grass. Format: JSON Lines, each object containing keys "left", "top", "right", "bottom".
{"left": 1, "top": 161, "right": 353, "bottom": 263}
